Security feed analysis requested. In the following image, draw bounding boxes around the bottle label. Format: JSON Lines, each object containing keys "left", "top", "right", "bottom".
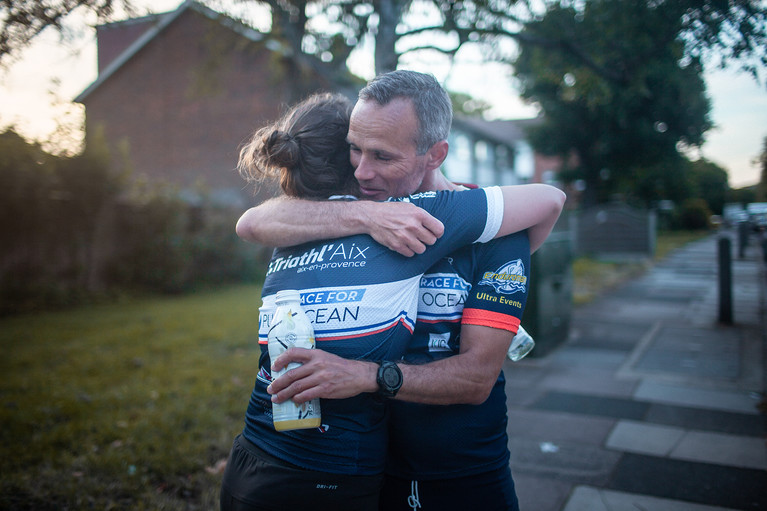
{"left": 268, "top": 300, "right": 322, "bottom": 431}
{"left": 271, "top": 356, "right": 322, "bottom": 427}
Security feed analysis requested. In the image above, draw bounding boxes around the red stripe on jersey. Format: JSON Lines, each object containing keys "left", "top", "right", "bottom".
{"left": 416, "top": 318, "right": 462, "bottom": 324}
{"left": 319, "top": 317, "right": 414, "bottom": 341}
{"left": 461, "top": 308, "right": 520, "bottom": 333}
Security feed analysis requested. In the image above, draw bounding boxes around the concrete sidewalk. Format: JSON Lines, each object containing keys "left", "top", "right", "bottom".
{"left": 505, "top": 231, "right": 767, "bottom": 511}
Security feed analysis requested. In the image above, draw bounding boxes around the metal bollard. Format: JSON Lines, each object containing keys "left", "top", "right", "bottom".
{"left": 718, "top": 237, "right": 733, "bottom": 325}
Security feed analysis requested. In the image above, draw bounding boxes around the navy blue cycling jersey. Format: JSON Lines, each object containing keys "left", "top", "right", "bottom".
{"left": 386, "top": 231, "right": 530, "bottom": 479}
{"left": 241, "top": 187, "right": 505, "bottom": 476}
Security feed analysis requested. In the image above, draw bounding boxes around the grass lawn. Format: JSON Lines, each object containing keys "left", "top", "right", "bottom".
{"left": 0, "top": 230, "right": 711, "bottom": 509}
{"left": 1, "top": 285, "right": 263, "bottom": 510}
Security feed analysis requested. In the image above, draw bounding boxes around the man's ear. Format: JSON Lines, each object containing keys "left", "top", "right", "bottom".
{"left": 424, "top": 140, "right": 449, "bottom": 171}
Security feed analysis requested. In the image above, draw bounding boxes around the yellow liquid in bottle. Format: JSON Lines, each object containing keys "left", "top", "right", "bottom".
{"left": 273, "top": 416, "right": 322, "bottom": 431}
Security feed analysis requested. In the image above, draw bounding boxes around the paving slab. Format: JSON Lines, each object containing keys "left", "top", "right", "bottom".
{"left": 607, "top": 453, "right": 767, "bottom": 509}
{"left": 632, "top": 325, "right": 741, "bottom": 380}
{"left": 562, "top": 486, "right": 743, "bottom": 511}
{"left": 529, "top": 391, "right": 649, "bottom": 420}
{"left": 507, "top": 408, "right": 616, "bottom": 446}
{"left": 584, "top": 299, "right": 690, "bottom": 321}
{"left": 566, "top": 330, "right": 643, "bottom": 351}
{"left": 505, "top": 385, "right": 551, "bottom": 408}
{"left": 545, "top": 347, "right": 629, "bottom": 370}
{"left": 535, "top": 366, "right": 638, "bottom": 398}
{"left": 503, "top": 361, "right": 551, "bottom": 387}
{"left": 644, "top": 402, "right": 767, "bottom": 436}
{"left": 606, "top": 420, "right": 686, "bottom": 456}
{"left": 509, "top": 438, "right": 622, "bottom": 485}
{"left": 633, "top": 381, "right": 762, "bottom": 414}
{"left": 513, "top": 474, "right": 572, "bottom": 511}
{"left": 670, "top": 430, "right": 767, "bottom": 470}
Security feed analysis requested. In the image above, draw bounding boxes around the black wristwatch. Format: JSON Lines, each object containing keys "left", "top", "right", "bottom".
{"left": 376, "top": 360, "right": 403, "bottom": 398}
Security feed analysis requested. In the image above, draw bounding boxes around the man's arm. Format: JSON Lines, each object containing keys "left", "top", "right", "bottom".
{"left": 236, "top": 196, "right": 444, "bottom": 257}
{"left": 396, "top": 325, "right": 512, "bottom": 404}
{"left": 267, "top": 324, "right": 510, "bottom": 405}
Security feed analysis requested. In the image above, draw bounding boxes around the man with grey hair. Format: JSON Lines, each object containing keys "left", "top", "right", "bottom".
{"left": 239, "top": 70, "right": 565, "bottom": 510}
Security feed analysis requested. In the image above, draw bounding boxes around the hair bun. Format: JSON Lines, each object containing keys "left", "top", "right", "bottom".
{"left": 263, "top": 130, "right": 300, "bottom": 170}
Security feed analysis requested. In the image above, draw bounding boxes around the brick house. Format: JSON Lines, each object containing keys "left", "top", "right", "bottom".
{"left": 75, "top": 0, "right": 332, "bottom": 208}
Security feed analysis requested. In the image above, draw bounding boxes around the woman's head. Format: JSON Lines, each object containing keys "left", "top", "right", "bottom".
{"left": 238, "top": 93, "right": 358, "bottom": 199}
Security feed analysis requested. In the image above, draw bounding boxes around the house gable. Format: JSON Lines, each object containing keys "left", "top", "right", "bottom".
{"left": 96, "top": 14, "right": 165, "bottom": 73}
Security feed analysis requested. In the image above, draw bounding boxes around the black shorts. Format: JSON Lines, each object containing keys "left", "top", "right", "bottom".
{"left": 219, "top": 435, "right": 383, "bottom": 511}
{"left": 379, "top": 465, "right": 520, "bottom": 511}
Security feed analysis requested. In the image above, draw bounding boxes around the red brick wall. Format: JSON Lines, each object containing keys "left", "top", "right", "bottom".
{"left": 96, "top": 15, "right": 162, "bottom": 72}
{"left": 82, "top": 8, "right": 314, "bottom": 203}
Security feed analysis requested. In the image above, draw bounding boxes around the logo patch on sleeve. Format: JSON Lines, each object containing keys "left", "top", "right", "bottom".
{"left": 427, "top": 332, "right": 452, "bottom": 352}
{"left": 478, "top": 259, "right": 527, "bottom": 295}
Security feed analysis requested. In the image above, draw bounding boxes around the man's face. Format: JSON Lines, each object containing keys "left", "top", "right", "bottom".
{"left": 347, "top": 98, "right": 430, "bottom": 201}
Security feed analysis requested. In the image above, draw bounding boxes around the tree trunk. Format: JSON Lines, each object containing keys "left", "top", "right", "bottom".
{"left": 373, "top": 0, "right": 410, "bottom": 74}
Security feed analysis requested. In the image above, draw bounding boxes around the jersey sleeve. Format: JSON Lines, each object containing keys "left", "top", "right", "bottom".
{"left": 401, "top": 186, "right": 504, "bottom": 245}
{"left": 475, "top": 186, "right": 504, "bottom": 243}
{"left": 461, "top": 231, "right": 530, "bottom": 334}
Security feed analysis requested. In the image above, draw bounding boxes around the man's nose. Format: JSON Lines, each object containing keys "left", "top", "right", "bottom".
{"left": 354, "top": 156, "right": 375, "bottom": 181}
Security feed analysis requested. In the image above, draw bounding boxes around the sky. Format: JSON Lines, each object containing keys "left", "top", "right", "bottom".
{"left": 1, "top": 1, "right": 765, "bottom": 189}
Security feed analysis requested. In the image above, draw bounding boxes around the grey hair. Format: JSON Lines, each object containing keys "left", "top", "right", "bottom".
{"left": 358, "top": 70, "right": 452, "bottom": 154}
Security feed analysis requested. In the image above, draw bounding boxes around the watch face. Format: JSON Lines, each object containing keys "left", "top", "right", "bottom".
{"left": 383, "top": 367, "right": 401, "bottom": 387}
{"left": 378, "top": 362, "right": 402, "bottom": 396}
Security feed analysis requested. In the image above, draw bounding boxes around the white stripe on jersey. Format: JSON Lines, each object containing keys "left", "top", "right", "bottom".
{"left": 477, "top": 186, "right": 503, "bottom": 243}
{"left": 258, "top": 275, "right": 421, "bottom": 343}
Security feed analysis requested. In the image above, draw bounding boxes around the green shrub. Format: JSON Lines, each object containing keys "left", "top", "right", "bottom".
{"left": 106, "top": 183, "right": 269, "bottom": 294}
{"left": 0, "top": 129, "right": 269, "bottom": 314}
{"left": 677, "top": 198, "right": 712, "bottom": 230}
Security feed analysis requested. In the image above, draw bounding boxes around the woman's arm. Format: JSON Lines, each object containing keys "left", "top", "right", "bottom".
{"left": 496, "top": 184, "right": 566, "bottom": 252}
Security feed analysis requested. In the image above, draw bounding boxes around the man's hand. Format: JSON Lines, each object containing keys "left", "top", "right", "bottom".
{"left": 362, "top": 201, "right": 444, "bottom": 256}
{"left": 268, "top": 348, "right": 378, "bottom": 403}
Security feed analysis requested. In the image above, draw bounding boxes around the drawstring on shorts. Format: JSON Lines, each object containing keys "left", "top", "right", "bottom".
{"left": 408, "top": 480, "right": 421, "bottom": 510}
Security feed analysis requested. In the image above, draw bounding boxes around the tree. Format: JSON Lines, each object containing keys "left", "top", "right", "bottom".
{"left": 3, "top": 1, "right": 765, "bottom": 87}
{"left": 514, "top": 0, "right": 717, "bottom": 205}
{"left": 757, "top": 135, "right": 767, "bottom": 202}
{"left": 0, "top": 0, "right": 137, "bottom": 65}
{"left": 687, "top": 158, "right": 729, "bottom": 215}
{"left": 0, "top": 129, "right": 58, "bottom": 246}
{"left": 729, "top": 185, "right": 757, "bottom": 206}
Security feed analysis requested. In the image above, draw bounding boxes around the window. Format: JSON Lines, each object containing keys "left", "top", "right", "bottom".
{"left": 443, "top": 132, "right": 472, "bottom": 183}
{"left": 474, "top": 141, "right": 493, "bottom": 186}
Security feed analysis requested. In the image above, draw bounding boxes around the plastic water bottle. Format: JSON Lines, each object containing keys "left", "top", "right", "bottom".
{"left": 268, "top": 289, "right": 321, "bottom": 431}
{"left": 507, "top": 325, "right": 535, "bottom": 361}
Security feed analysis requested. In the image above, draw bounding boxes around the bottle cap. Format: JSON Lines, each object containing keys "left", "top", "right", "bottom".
{"left": 275, "top": 289, "right": 301, "bottom": 304}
